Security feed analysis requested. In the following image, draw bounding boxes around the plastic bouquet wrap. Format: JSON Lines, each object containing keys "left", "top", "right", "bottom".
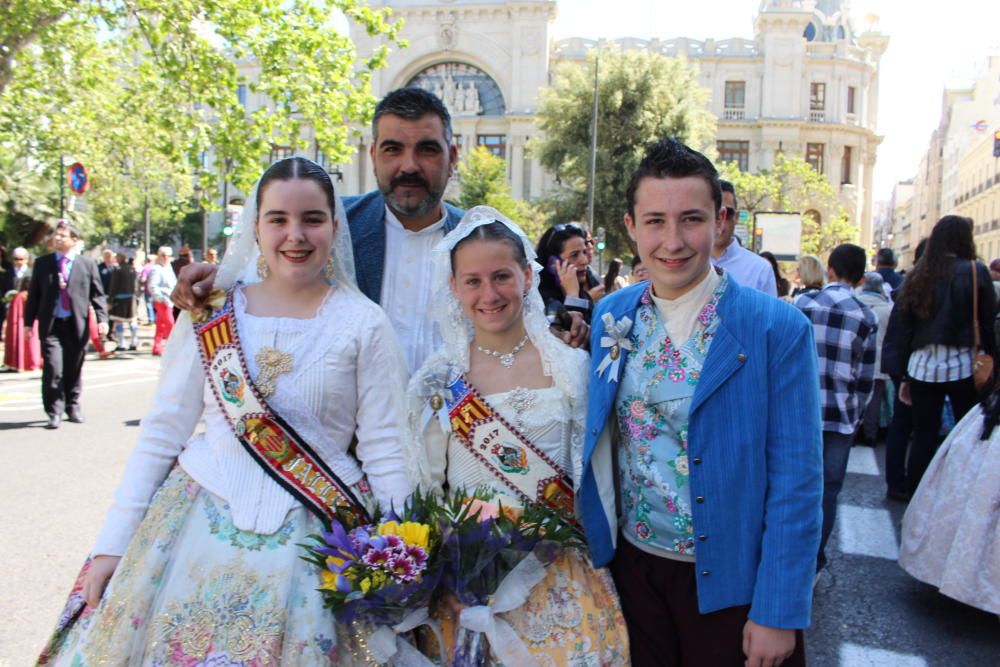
{"left": 438, "top": 486, "right": 584, "bottom": 667}
{"left": 302, "top": 490, "right": 445, "bottom": 666}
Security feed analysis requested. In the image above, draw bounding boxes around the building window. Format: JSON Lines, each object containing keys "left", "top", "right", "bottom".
{"left": 477, "top": 135, "right": 507, "bottom": 159}
{"left": 810, "top": 82, "right": 826, "bottom": 121}
{"left": 847, "top": 86, "right": 856, "bottom": 115}
{"left": 717, "top": 140, "right": 750, "bottom": 171}
{"left": 724, "top": 81, "right": 746, "bottom": 120}
{"left": 841, "top": 146, "right": 853, "bottom": 185}
{"left": 806, "top": 143, "right": 825, "bottom": 174}
{"left": 270, "top": 146, "right": 295, "bottom": 162}
{"left": 236, "top": 84, "right": 248, "bottom": 107}
{"left": 314, "top": 144, "right": 329, "bottom": 169}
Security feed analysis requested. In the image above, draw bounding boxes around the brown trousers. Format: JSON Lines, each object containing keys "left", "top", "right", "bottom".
{"left": 610, "top": 538, "right": 807, "bottom": 667}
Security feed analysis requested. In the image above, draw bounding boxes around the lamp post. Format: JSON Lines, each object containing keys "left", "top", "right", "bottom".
{"left": 194, "top": 182, "right": 207, "bottom": 260}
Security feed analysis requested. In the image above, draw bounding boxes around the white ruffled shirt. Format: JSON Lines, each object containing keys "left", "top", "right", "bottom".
{"left": 380, "top": 206, "right": 447, "bottom": 374}
{"left": 92, "top": 285, "right": 412, "bottom": 557}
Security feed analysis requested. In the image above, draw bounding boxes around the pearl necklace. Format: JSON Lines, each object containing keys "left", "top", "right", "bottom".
{"left": 474, "top": 334, "right": 529, "bottom": 369}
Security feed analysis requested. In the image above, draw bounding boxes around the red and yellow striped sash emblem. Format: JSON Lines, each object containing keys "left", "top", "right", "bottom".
{"left": 449, "top": 393, "right": 490, "bottom": 438}
{"left": 199, "top": 317, "right": 234, "bottom": 357}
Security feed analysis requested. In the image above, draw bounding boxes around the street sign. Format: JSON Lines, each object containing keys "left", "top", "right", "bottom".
{"left": 67, "top": 163, "right": 88, "bottom": 194}
{"left": 972, "top": 119, "right": 988, "bottom": 133}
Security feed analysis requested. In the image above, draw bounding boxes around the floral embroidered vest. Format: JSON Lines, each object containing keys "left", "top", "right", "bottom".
{"left": 615, "top": 275, "right": 727, "bottom": 557}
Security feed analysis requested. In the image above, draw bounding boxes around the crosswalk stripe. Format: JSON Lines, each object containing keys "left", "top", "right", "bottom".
{"left": 839, "top": 642, "right": 929, "bottom": 666}
{"left": 837, "top": 505, "right": 899, "bottom": 560}
{"left": 846, "top": 446, "right": 880, "bottom": 476}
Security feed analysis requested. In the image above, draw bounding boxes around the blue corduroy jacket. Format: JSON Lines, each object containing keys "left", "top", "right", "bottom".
{"left": 343, "top": 191, "right": 464, "bottom": 304}
{"left": 579, "top": 275, "right": 823, "bottom": 629}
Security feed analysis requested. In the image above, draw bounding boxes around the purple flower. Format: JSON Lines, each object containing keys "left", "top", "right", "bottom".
{"left": 387, "top": 554, "right": 419, "bottom": 583}
{"left": 406, "top": 545, "right": 429, "bottom": 568}
{"left": 361, "top": 547, "right": 392, "bottom": 568}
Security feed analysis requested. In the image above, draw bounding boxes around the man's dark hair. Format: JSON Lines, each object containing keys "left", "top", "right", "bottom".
{"left": 719, "top": 179, "right": 739, "bottom": 210}
{"left": 828, "top": 243, "right": 867, "bottom": 284}
{"left": 255, "top": 157, "right": 337, "bottom": 219}
{"left": 54, "top": 219, "right": 80, "bottom": 240}
{"left": 631, "top": 255, "right": 643, "bottom": 269}
{"left": 875, "top": 247, "right": 896, "bottom": 267}
{"left": 372, "top": 87, "right": 453, "bottom": 144}
{"left": 626, "top": 138, "right": 722, "bottom": 220}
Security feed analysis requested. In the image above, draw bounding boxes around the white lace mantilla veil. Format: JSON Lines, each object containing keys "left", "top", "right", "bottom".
{"left": 406, "top": 205, "right": 590, "bottom": 492}
{"left": 215, "top": 158, "right": 357, "bottom": 293}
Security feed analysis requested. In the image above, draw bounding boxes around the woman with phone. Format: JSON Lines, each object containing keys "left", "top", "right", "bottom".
{"left": 536, "top": 222, "right": 596, "bottom": 324}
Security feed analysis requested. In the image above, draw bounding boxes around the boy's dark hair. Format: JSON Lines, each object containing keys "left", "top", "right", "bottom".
{"left": 626, "top": 138, "right": 722, "bottom": 220}
{"left": 255, "top": 157, "right": 337, "bottom": 219}
{"left": 828, "top": 243, "right": 867, "bottom": 284}
{"left": 372, "top": 87, "right": 453, "bottom": 144}
{"left": 450, "top": 221, "right": 529, "bottom": 271}
{"left": 631, "top": 255, "right": 643, "bottom": 269}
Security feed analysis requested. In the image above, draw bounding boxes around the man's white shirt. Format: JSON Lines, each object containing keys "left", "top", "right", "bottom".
{"left": 379, "top": 206, "right": 447, "bottom": 373}
{"left": 711, "top": 239, "right": 778, "bottom": 297}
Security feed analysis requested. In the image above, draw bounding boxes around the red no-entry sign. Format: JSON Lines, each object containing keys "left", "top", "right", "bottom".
{"left": 67, "top": 162, "right": 88, "bottom": 194}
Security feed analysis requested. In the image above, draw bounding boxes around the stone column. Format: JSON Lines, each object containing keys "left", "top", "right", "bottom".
{"left": 511, "top": 137, "right": 525, "bottom": 200}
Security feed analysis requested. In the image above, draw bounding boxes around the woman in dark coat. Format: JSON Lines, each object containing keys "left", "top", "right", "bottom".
{"left": 108, "top": 253, "right": 140, "bottom": 351}
{"left": 535, "top": 222, "right": 595, "bottom": 324}
{"left": 895, "top": 215, "right": 997, "bottom": 493}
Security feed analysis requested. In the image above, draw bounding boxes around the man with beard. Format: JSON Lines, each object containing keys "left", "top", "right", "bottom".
{"left": 172, "top": 88, "right": 586, "bottom": 371}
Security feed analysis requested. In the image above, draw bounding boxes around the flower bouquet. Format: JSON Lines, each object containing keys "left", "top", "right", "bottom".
{"left": 438, "top": 486, "right": 584, "bottom": 667}
{"left": 301, "top": 490, "right": 445, "bottom": 666}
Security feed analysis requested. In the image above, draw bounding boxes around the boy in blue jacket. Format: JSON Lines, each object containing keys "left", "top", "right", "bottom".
{"left": 578, "top": 138, "right": 823, "bottom": 667}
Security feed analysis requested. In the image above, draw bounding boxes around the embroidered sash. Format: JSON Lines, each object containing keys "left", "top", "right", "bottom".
{"left": 193, "top": 290, "right": 370, "bottom": 528}
{"left": 442, "top": 372, "right": 575, "bottom": 517}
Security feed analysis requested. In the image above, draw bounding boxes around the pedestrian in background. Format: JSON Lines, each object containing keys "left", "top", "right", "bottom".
{"left": 108, "top": 252, "right": 139, "bottom": 351}
{"left": 794, "top": 243, "right": 877, "bottom": 573}
{"left": 875, "top": 247, "right": 903, "bottom": 298}
{"left": 760, "top": 250, "right": 791, "bottom": 299}
{"left": 3, "top": 265, "right": 41, "bottom": 371}
{"left": 0, "top": 244, "right": 14, "bottom": 341}
{"left": 791, "top": 254, "right": 825, "bottom": 298}
{"left": 894, "top": 215, "right": 996, "bottom": 495}
{"left": 24, "top": 220, "right": 108, "bottom": 429}
{"left": 989, "top": 258, "right": 1000, "bottom": 301}
{"left": 148, "top": 246, "right": 176, "bottom": 356}
{"left": 204, "top": 247, "right": 218, "bottom": 265}
{"left": 711, "top": 180, "right": 777, "bottom": 296}
{"left": 857, "top": 271, "right": 893, "bottom": 446}
{"left": 630, "top": 255, "right": 649, "bottom": 284}
{"left": 138, "top": 253, "right": 155, "bottom": 325}
{"left": 97, "top": 249, "right": 116, "bottom": 297}
{"left": 536, "top": 222, "right": 597, "bottom": 323}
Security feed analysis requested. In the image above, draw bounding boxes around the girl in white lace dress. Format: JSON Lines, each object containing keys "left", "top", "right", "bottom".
{"left": 407, "top": 207, "right": 630, "bottom": 666}
{"left": 38, "top": 158, "right": 411, "bottom": 666}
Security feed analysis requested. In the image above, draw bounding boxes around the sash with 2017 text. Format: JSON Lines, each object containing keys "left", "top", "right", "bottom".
{"left": 192, "top": 290, "right": 369, "bottom": 528}
{"left": 443, "top": 372, "right": 575, "bottom": 516}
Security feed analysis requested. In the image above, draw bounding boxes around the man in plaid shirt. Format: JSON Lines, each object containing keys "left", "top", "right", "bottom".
{"left": 794, "top": 243, "right": 877, "bottom": 573}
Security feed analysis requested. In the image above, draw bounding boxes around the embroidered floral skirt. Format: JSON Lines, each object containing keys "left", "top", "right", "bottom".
{"left": 899, "top": 406, "right": 1000, "bottom": 615}
{"left": 38, "top": 466, "right": 364, "bottom": 666}
{"left": 435, "top": 548, "right": 631, "bottom": 666}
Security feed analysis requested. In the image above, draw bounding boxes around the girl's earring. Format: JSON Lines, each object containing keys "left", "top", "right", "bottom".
{"left": 325, "top": 258, "right": 335, "bottom": 280}
{"left": 257, "top": 255, "right": 269, "bottom": 279}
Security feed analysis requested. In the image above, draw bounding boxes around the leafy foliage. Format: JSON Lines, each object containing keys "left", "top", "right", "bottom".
{"left": 718, "top": 154, "right": 858, "bottom": 257}
{"left": 454, "top": 146, "right": 547, "bottom": 243}
{"left": 532, "top": 49, "right": 716, "bottom": 256}
{"left": 0, "top": 0, "right": 404, "bottom": 245}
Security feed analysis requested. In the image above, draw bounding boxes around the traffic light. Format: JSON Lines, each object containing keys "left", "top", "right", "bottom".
{"left": 994, "top": 130, "right": 1000, "bottom": 158}
{"left": 222, "top": 224, "right": 234, "bottom": 237}
{"left": 596, "top": 226, "right": 607, "bottom": 252}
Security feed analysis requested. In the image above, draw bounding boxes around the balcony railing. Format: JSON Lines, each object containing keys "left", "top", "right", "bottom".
{"left": 809, "top": 110, "right": 825, "bottom": 122}
{"left": 723, "top": 108, "right": 746, "bottom": 121}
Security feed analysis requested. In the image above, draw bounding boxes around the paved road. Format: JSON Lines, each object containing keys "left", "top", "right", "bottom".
{"left": 1, "top": 352, "right": 998, "bottom": 665}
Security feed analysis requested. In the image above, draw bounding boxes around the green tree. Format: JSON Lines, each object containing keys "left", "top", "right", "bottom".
{"left": 455, "top": 146, "right": 547, "bottom": 243}
{"left": 718, "top": 154, "right": 857, "bottom": 257}
{"left": 0, "top": 0, "right": 404, "bottom": 243}
{"left": 532, "top": 49, "right": 716, "bottom": 256}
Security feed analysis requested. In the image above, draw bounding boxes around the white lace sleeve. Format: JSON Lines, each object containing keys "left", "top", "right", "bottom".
{"left": 92, "top": 314, "right": 205, "bottom": 556}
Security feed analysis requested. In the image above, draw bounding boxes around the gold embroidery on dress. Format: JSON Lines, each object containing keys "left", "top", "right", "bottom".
{"left": 255, "top": 345, "right": 293, "bottom": 398}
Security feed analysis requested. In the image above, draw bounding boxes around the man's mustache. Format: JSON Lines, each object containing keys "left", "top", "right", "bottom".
{"left": 391, "top": 173, "right": 431, "bottom": 190}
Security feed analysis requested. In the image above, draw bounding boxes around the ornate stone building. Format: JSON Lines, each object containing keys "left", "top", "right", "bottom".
{"left": 218, "top": 1, "right": 889, "bottom": 247}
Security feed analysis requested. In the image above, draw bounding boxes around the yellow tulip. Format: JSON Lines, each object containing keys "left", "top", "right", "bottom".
{"left": 378, "top": 520, "right": 431, "bottom": 549}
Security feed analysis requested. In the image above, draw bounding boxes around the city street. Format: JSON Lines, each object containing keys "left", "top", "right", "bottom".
{"left": 1, "top": 351, "right": 998, "bottom": 665}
